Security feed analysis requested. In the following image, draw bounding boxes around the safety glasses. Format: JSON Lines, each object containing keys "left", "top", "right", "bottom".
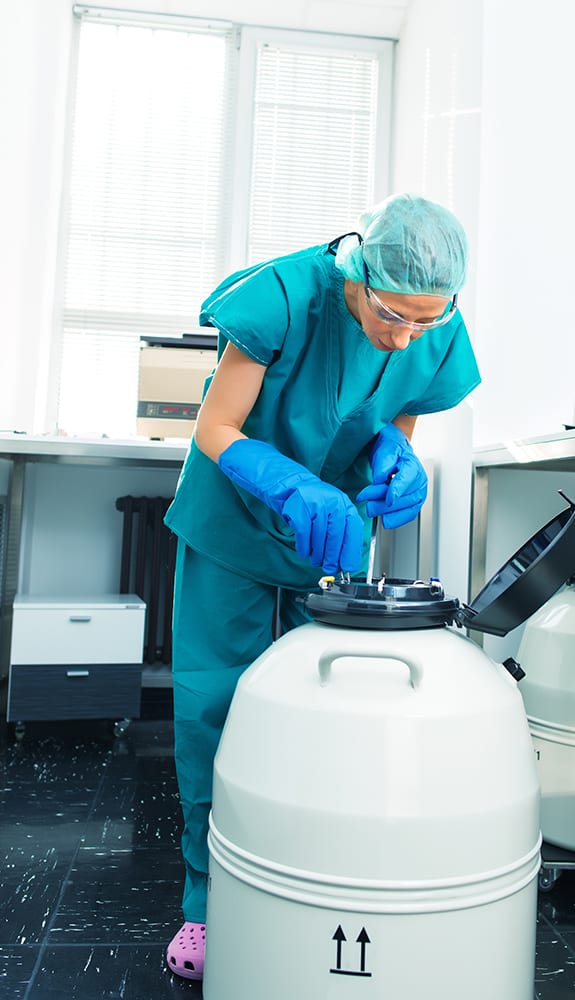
{"left": 362, "top": 256, "right": 458, "bottom": 331}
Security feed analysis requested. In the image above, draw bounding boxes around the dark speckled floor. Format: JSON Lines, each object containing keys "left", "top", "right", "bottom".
{"left": 1, "top": 701, "right": 574, "bottom": 1000}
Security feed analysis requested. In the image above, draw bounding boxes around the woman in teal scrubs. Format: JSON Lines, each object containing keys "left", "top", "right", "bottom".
{"left": 164, "top": 193, "right": 481, "bottom": 980}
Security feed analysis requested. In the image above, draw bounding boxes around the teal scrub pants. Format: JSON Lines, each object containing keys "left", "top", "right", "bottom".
{"left": 171, "top": 540, "right": 311, "bottom": 922}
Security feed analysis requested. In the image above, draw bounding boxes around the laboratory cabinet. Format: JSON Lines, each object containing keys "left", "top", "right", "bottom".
{"left": 7, "top": 595, "right": 146, "bottom": 727}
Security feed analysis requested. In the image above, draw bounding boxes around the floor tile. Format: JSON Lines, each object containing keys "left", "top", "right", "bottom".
{"left": 0, "top": 945, "right": 41, "bottom": 999}
{"left": 0, "top": 861, "right": 70, "bottom": 946}
{"left": 0, "top": 784, "right": 100, "bottom": 829}
{"left": 0, "top": 822, "right": 85, "bottom": 874}
{"left": 47, "top": 847, "right": 184, "bottom": 944}
{"left": 25, "top": 944, "right": 203, "bottom": 998}
{"left": 82, "top": 775, "right": 182, "bottom": 850}
{"left": 0, "top": 721, "right": 114, "bottom": 780}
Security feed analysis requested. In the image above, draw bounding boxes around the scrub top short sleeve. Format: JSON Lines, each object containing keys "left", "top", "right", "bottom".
{"left": 200, "top": 263, "right": 290, "bottom": 366}
{"left": 396, "top": 313, "right": 480, "bottom": 416}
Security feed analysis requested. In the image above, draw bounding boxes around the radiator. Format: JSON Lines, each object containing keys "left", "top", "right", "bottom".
{"left": 115, "top": 495, "right": 177, "bottom": 665}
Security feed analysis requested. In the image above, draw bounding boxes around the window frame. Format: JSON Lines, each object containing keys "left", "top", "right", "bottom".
{"left": 226, "top": 25, "right": 394, "bottom": 276}
{"left": 46, "top": 15, "right": 395, "bottom": 437}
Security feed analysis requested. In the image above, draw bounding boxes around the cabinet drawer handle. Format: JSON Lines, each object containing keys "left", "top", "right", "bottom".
{"left": 68, "top": 616, "right": 92, "bottom": 623}
{"left": 66, "top": 670, "right": 90, "bottom": 677}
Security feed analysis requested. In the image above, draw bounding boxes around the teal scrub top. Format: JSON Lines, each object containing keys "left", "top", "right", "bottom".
{"left": 165, "top": 243, "right": 481, "bottom": 589}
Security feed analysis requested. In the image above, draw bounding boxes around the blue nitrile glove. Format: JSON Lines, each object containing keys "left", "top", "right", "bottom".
{"left": 218, "top": 439, "right": 363, "bottom": 574}
{"left": 356, "top": 423, "right": 428, "bottom": 529}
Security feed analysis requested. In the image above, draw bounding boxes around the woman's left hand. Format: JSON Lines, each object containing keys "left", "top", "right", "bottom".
{"left": 356, "top": 423, "right": 428, "bottom": 528}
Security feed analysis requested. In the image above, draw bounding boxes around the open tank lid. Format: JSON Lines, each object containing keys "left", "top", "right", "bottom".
{"left": 305, "top": 493, "right": 575, "bottom": 635}
{"left": 457, "top": 492, "right": 575, "bottom": 636}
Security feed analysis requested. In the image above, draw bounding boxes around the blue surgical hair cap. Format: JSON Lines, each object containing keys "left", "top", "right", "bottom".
{"left": 334, "top": 193, "right": 468, "bottom": 296}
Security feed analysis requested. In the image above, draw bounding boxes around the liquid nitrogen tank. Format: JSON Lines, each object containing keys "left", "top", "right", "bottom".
{"left": 204, "top": 497, "right": 575, "bottom": 1000}
{"left": 518, "top": 577, "right": 575, "bottom": 851}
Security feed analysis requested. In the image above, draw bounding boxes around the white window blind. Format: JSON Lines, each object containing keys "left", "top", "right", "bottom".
{"left": 248, "top": 44, "right": 379, "bottom": 263}
{"left": 56, "top": 15, "right": 390, "bottom": 437}
{"left": 58, "top": 17, "right": 234, "bottom": 436}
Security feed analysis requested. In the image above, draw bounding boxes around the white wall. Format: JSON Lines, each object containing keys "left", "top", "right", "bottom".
{"left": 394, "top": 0, "right": 575, "bottom": 450}
{"left": 390, "top": 0, "right": 482, "bottom": 597}
{"left": 0, "top": 3, "right": 74, "bottom": 434}
{"left": 474, "top": 0, "right": 575, "bottom": 444}
{"left": 391, "top": 0, "right": 575, "bottom": 596}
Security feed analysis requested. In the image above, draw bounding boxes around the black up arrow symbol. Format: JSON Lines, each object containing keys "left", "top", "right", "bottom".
{"left": 332, "top": 925, "right": 346, "bottom": 971}
{"left": 357, "top": 927, "right": 371, "bottom": 972}
{"left": 330, "top": 925, "right": 372, "bottom": 977}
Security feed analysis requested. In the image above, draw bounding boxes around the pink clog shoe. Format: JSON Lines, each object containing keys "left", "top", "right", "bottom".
{"left": 166, "top": 921, "right": 206, "bottom": 980}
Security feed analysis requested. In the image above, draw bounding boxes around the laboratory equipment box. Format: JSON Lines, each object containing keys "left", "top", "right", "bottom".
{"left": 7, "top": 595, "right": 146, "bottom": 724}
{"left": 137, "top": 332, "right": 217, "bottom": 439}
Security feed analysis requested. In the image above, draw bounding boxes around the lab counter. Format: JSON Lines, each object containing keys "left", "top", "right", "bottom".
{"left": 0, "top": 433, "right": 189, "bottom": 696}
{"left": 0, "top": 432, "right": 189, "bottom": 467}
{"left": 473, "top": 428, "right": 575, "bottom": 473}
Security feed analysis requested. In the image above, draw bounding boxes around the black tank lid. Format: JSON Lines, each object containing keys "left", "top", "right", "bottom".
{"left": 457, "top": 494, "right": 575, "bottom": 636}
{"left": 305, "top": 578, "right": 460, "bottom": 630}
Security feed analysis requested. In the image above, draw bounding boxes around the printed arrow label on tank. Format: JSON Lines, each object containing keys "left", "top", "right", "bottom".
{"left": 330, "top": 925, "right": 372, "bottom": 977}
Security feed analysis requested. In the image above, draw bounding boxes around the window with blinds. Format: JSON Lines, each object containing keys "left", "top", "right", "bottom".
{"left": 248, "top": 44, "right": 379, "bottom": 263}
{"left": 56, "top": 13, "right": 392, "bottom": 437}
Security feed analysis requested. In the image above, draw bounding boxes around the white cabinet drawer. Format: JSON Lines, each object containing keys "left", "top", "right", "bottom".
{"left": 11, "top": 596, "right": 146, "bottom": 665}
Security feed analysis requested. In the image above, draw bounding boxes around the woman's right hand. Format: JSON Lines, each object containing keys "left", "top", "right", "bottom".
{"left": 280, "top": 478, "right": 363, "bottom": 573}
{"left": 219, "top": 438, "right": 364, "bottom": 575}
